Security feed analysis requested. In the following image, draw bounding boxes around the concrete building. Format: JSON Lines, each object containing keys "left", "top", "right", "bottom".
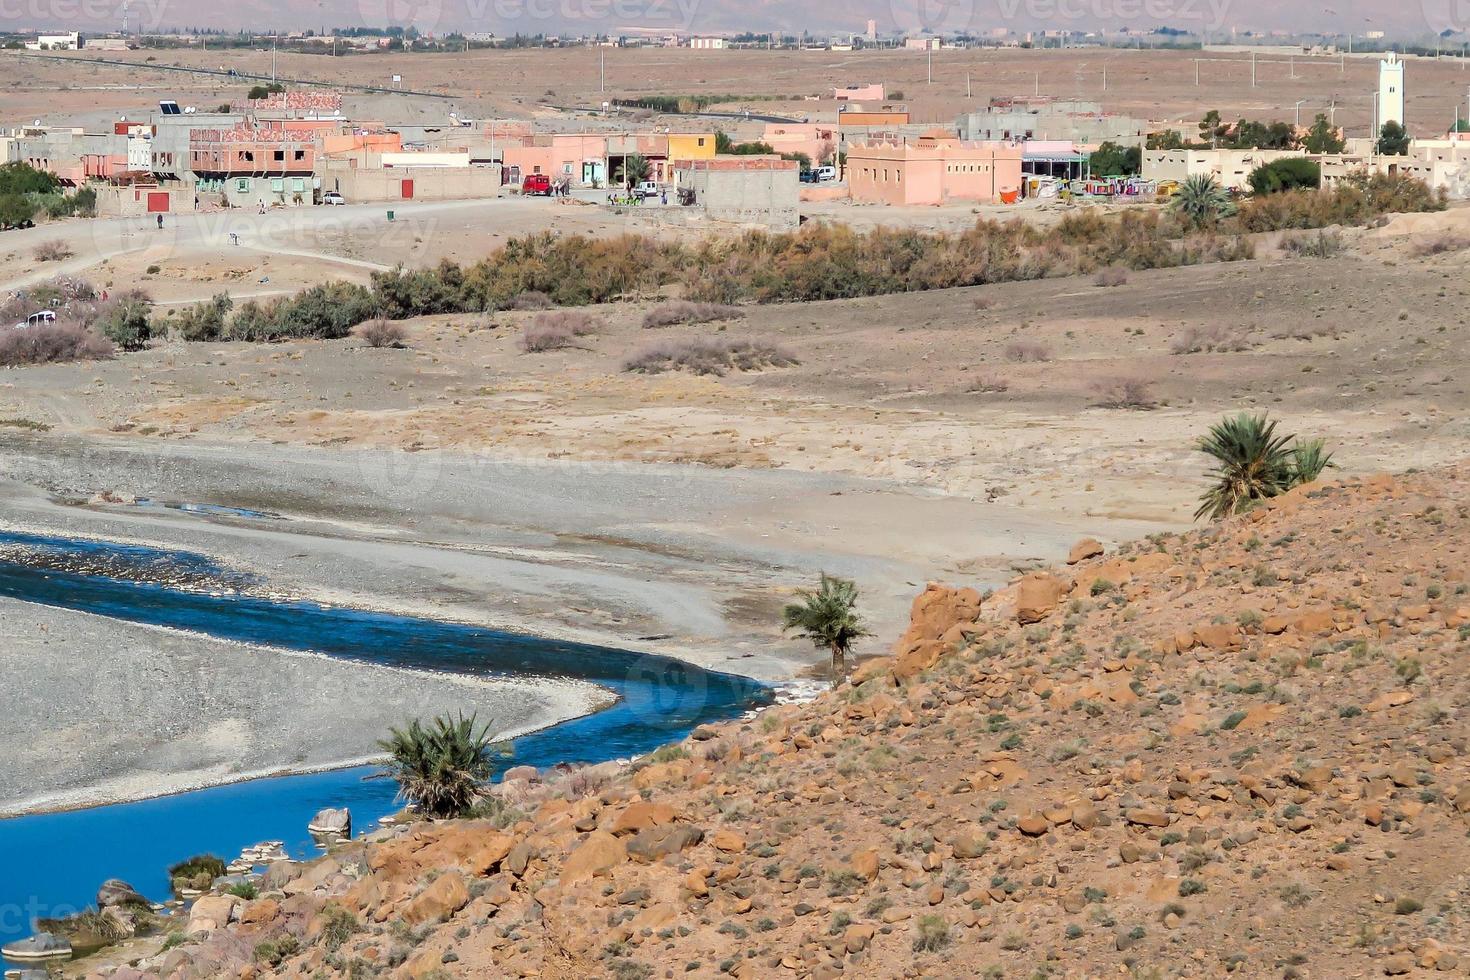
{"left": 188, "top": 126, "right": 318, "bottom": 206}
{"left": 847, "top": 135, "right": 1023, "bottom": 205}
{"left": 690, "top": 37, "right": 727, "bottom": 49}
{"left": 674, "top": 157, "right": 799, "bottom": 230}
{"left": 25, "top": 32, "right": 80, "bottom": 50}
{"left": 958, "top": 99, "right": 1148, "bottom": 144}
{"left": 1379, "top": 53, "right": 1405, "bottom": 127}
{"left": 1143, "top": 147, "right": 1305, "bottom": 191}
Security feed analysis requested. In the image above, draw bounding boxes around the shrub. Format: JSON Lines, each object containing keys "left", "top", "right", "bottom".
{"left": 254, "top": 935, "right": 301, "bottom": 967}
{"left": 1091, "top": 377, "right": 1156, "bottom": 410}
{"left": 223, "top": 282, "right": 375, "bottom": 342}
{"left": 168, "top": 854, "right": 227, "bottom": 892}
{"left": 1248, "top": 158, "right": 1321, "bottom": 194}
{"left": 622, "top": 336, "right": 797, "bottom": 376}
{"left": 1280, "top": 230, "right": 1344, "bottom": 258}
{"left": 170, "top": 294, "right": 234, "bottom": 342}
{"left": 226, "top": 881, "right": 258, "bottom": 900}
{"left": 1170, "top": 323, "right": 1251, "bottom": 354}
{"left": 1410, "top": 232, "right": 1470, "bottom": 257}
{"left": 1235, "top": 172, "right": 1444, "bottom": 233}
{"left": 519, "top": 312, "right": 600, "bottom": 353}
{"left": 318, "top": 904, "right": 359, "bottom": 952}
{"left": 504, "top": 290, "right": 554, "bottom": 310}
{"left": 1094, "top": 266, "right": 1129, "bottom": 287}
{"left": 913, "top": 915, "right": 951, "bottom": 952}
{"left": 95, "top": 290, "right": 153, "bottom": 351}
{"left": 378, "top": 713, "right": 501, "bottom": 819}
{"left": 967, "top": 371, "right": 1009, "bottom": 393}
{"left": 641, "top": 300, "right": 744, "bottom": 329}
{"left": 33, "top": 239, "right": 73, "bottom": 262}
{"left": 1004, "top": 340, "right": 1050, "bottom": 363}
{"left": 0, "top": 321, "right": 113, "bottom": 367}
{"left": 1172, "top": 174, "right": 1236, "bottom": 227}
{"left": 356, "top": 319, "right": 408, "bottom": 348}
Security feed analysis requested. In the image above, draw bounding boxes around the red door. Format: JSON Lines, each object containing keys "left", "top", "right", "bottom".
{"left": 146, "top": 192, "right": 170, "bottom": 213}
{"left": 400, "top": 179, "right": 414, "bottom": 199}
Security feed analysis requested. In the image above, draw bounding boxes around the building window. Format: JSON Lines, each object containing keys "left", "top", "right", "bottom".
{"left": 697, "top": 137, "right": 705, "bottom": 146}
{"left": 236, "top": 178, "right": 250, "bottom": 193}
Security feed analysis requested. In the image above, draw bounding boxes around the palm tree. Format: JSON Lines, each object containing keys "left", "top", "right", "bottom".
{"left": 621, "top": 154, "right": 651, "bottom": 188}
{"left": 1290, "top": 437, "right": 1336, "bottom": 484}
{"left": 1194, "top": 413, "right": 1299, "bottom": 520}
{"left": 378, "top": 713, "right": 500, "bottom": 818}
{"left": 782, "top": 574, "right": 871, "bottom": 686}
{"left": 1171, "top": 174, "right": 1236, "bottom": 228}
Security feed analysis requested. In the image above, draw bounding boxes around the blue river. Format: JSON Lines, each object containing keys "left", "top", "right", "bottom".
{"left": 0, "top": 530, "right": 769, "bottom": 963}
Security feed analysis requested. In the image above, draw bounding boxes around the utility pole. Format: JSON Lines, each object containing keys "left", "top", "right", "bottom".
{"left": 1251, "top": 49, "right": 1256, "bottom": 87}
{"left": 966, "top": 72, "right": 971, "bottom": 99}
{"left": 927, "top": 46, "right": 932, "bottom": 85}
{"left": 1102, "top": 64, "right": 1107, "bottom": 91}
{"left": 1295, "top": 99, "right": 1305, "bottom": 128}
{"left": 1195, "top": 59, "right": 1199, "bottom": 86}
{"left": 600, "top": 48, "right": 605, "bottom": 93}
{"left": 1034, "top": 72, "right": 1039, "bottom": 96}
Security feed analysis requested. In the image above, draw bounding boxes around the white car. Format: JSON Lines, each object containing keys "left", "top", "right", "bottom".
{"left": 12, "top": 310, "right": 55, "bottom": 330}
{"left": 814, "top": 165, "right": 838, "bottom": 182}
{"left": 321, "top": 191, "right": 346, "bottom": 206}
{"left": 633, "top": 181, "right": 661, "bottom": 200}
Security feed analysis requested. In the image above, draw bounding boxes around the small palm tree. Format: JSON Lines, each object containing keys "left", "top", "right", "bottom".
{"left": 1289, "top": 437, "right": 1336, "bottom": 485}
{"left": 782, "top": 573, "right": 871, "bottom": 686}
{"left": 1195, "top": 412, "right": 1299, "bottom": 520}
{"left": 378, "top": 713, "right": 500, "bottom": 819}
{"left": 1171, "top": 174, "right": 1237, "bottom": 227}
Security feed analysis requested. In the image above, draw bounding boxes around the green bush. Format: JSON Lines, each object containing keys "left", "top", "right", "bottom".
{"left": 97, "top": 291, "right": 153, "bottom": 351}
{"left": 1248, "top": 158, "right": 1321, "bottom": 194}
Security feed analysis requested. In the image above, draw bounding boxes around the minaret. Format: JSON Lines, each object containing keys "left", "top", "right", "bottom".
{"left": 1378, "top": 52, "right": 1405, "bottom": 127}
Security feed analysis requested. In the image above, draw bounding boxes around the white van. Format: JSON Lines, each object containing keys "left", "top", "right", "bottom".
{"left": 814, "top": 165, "right": 838, "bottom": 182}
{"left": 12, "top": 310, "right": 56, "bottom": 330}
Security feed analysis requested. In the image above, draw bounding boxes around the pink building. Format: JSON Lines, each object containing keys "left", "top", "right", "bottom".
{"left": 760, "top": 123, "right": 836, "bottom": 165}
{"left": 847, "top": 135, "right": 1023, "bottom": 206}
{"left": 501, "top": 133, "right": 611, "bottom": 186}
{"left": 834, "top": 83, "right": 885, "bottom": 101}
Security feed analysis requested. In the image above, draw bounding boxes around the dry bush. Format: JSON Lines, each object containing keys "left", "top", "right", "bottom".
{"left": 642, "top": 301, "right": 745, "bottom": 329}
{"left": 1094, "top": 266, "right": 1129, "bottom": 287}
{"left": 1091, "top": 377, "right": 1156, "bottom": 410}
{"left": 33, "top": 240, "right": 74, "bottom": 263}
{"left": 623, "top": 336, "right": 797, "bottom": 376}
{"left": 1170, "top": 323, "right": 1252, "bottom": 355}
{"left": 971, "top": 294, "right": 995, "bottom": 311}
{"left": 1410, "top": 233, "right": 1470, "bottom": 258}
{"left": 505, "top": 290, "right": 553, "bottom": 311}
{"left": 1280, "top": 230, "right": 1345, "bottom": 258}
{"left": 0, "top": 321, "right": 113, "bottom": 367}
{"left": 520, "top": 311, "right": 602, "bottom": 352}
{"left": 1271, "top": 321, "right": 1340, "bottom": 342}
{"left": 1004, "top": 340, "right": 1051, "bottom": 363}
{"left": 967, "top": 371, "right": 1009, "bottom": 394}
{"left": 355, "top": 319, "right": 408, "bottom": 349}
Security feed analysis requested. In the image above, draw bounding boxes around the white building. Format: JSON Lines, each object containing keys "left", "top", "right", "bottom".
{"left": 1379, "top": 53, "right": 1405, "bottom": 128}
{"left": 25, "top": 31, "right": 80, "bottom": 50}
{"left": 689, "top": 37, "right": 726, "bottom": 49}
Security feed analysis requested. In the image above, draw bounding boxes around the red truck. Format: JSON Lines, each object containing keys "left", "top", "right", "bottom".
{"left": 521, "top": 174, "right": 553, "bottom": 196}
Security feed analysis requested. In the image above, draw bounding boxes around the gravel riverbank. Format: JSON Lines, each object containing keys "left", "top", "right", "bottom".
{"left": 0, "top": 597, "right": 601, "bottom": 817}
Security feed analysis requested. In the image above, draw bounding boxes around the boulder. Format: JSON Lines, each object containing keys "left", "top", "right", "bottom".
{"left": 401, "top": 872, "right": 469, "bottom": 926}
{"left": 1016, "top": 573, "right": 1067, "bottom": 624}
{"left": 626, "top": 825, "right": 704, "bottom": 863}
{"left": 1067, "top": 538, "right": 1105, "bottom": 564}
{"left": 610, "top": 801, "right": 677, "bottom": 835}
{"left": 0, "top": 932, "right": 72, "bottom": 961}
{"left": 97, "top": 878, "right": 148, "bottom": 909}
{"left": 308, "top": 807, "right": 351, "bottom": 837}
{"left": 892, "top": 583, "right": 984, "bottom": 681}
{"left": 562, "top": 831, "right": 628, "bottom": 883}
{"left": 186, "top": 895, "right": 239, "bottom": 933}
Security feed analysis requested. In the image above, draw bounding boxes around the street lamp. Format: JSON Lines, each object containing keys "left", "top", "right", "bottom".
{"left": 1294, "top": 100, "right": 1306, "bottom": 128}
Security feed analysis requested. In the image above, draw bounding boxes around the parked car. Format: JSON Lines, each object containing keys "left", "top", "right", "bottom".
{"left": 522, "top": 174, "right": 553, "bottom": 196}
{"left": 321, "top": 191, "right": 346, "bottom": 206}
{"left": 814, "top": 165, "right": 838, "bottom": 182}
{"left": 11, "top": 310, "right": 56, "bottom": 330}
{"left": 799, "top": 169, "right": 819, "bottom": 184}
{"left": 633, "top": 181, "right": 661, "bottom": 200}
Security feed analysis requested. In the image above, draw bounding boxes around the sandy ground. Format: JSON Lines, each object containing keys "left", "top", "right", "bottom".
{"left": 0, "top": 596, "right": 599, "bottom": 817}
{"left": 5, "top": 46, "right": 1467, "bottom": 139}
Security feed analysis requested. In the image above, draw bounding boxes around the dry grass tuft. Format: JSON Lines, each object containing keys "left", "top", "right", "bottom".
{"left": 642, "top": 301, "right": 745, "bottom": 329}
{"left": 355, "top": 319, "right": 408, "bottom": 349}
{"left": 1004, "top": 340, "right": 1051, "bottom": 363}
{"left": 623, "top": 336, "right": 797, "bottom": 376}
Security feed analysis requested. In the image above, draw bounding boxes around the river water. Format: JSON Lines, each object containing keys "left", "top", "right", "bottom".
{"left": 0, "top": 530, "right": 769, "bottom": 964}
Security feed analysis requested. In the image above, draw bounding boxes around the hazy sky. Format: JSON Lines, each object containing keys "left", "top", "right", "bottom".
{"left": 3, "top": 0, "right": 1450, "bottom": 39}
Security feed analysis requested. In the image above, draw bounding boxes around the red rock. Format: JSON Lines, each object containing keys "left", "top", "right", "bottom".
{"left": 401, "top": 872, "right": 469, "bottom": 926}
{"left": 1067, "top": 538, "right": 1105, "bottom": 564}
{"left": 562, "top": 831, "right": 628, "bottom": 883}
{"left": 1016, "top": 573, "right": 1067, "bottom": 624}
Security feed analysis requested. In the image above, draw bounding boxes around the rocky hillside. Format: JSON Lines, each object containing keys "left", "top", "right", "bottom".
{"left": 86, "top": 467, "right": 1470, "bottom": 980}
